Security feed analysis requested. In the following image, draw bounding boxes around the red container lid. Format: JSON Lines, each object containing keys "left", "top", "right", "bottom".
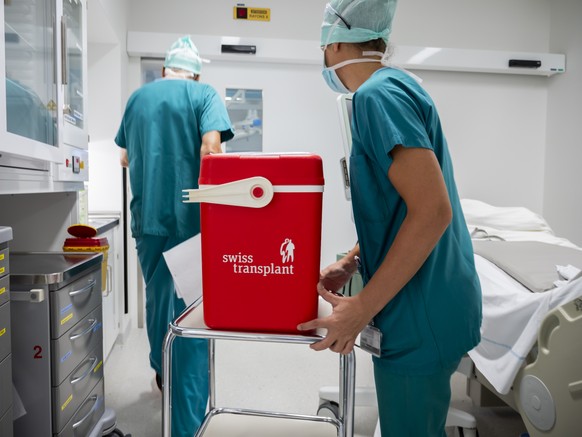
{"left": 199, "top": 153, "right": 324, "bottom": 186}
{"left": 67, "top": 224, "right": 98, "bottom": 238}
{"left": 64, "top": 237, "right": 109, "bottom": 247}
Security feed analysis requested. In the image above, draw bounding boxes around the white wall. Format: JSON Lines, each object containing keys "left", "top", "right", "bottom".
{"left": 392, "top": 0, "right": 552, "bottom": 213}
{"left": 391, "top": 0, "right": 551, "bottom": 52}
{"left": 127, "top": 0, "right": 328, "bottom": 41}
{"left": 87, "top": 0, "right": 129, "bottom": 213}
{"left": 0, "top": 192, "right": 80, "bottom": 251}
{"left": 124, "top": 0, "right": 560, "bottom": 219}
{"left": 417, "top": 71, "right": 548, "bottom": 212}
{"left": 543, "top": 0, "right": 582, "bottom": 246}
{"left": 86, "top": 0, "right": 136, "bottom": 334}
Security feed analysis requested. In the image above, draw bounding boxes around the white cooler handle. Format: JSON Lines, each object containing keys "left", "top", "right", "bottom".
{"left": 182, "top": 176, "right": 274, "bottom": 208}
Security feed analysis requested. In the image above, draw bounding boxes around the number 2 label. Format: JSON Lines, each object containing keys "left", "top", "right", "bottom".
{"left": 33, "top": 345, "right": 43, "bottom": 359}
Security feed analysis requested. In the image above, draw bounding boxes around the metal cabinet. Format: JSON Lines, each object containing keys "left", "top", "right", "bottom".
{"left": 0, "top": 0, "right": 89, "bottom": 194}
{"left": 10, "top": 252, "right": 105, "bottom": 437}
{"left": 0, "top": 227, "right": 13, "bottom": 437}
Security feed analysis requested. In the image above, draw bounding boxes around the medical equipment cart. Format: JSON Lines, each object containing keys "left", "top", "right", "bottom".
{"left": 9, "top": 252, "right": 129, "bottom": 437}
{"left": 162, "top": 299, "right": 356, "bottom": 437}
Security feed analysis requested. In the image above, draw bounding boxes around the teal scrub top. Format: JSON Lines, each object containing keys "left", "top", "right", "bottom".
{"left": 115, "top": 78, "right": 234, "bottom": 239}
{"left": 350, "top": 68, "right": 482, "bottom": 375}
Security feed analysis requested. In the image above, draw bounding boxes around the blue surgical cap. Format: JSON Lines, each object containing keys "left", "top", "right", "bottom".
{"left": 164, "top": 36, "right": 202, "bottom": 75}
{"left": 321, "top": 0, "right": 398, "bottom": 46}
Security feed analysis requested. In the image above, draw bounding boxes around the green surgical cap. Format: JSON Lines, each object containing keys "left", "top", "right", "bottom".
{"left": 164, "top": 36, "right": 202, "bottom": 75}
{"left": 321, "top": 0, "right": 398, "bottom": 46}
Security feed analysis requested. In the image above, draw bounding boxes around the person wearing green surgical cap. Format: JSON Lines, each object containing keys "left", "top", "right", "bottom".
{"left": 298, "top": 1, "right": 482, "bottom": 436}
{"left": 115, "top": 35, "right": 234, "bottom": 437}
{"left": 164, "top": 35, "right": 203, "bottom": 76}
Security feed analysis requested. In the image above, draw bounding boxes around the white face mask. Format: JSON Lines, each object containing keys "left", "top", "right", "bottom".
{"left": 322, "top": 50, "right": 384, "bottom": 94}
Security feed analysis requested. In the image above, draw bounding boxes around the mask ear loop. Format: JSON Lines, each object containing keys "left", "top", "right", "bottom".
{"left": 362, "top": 51, "right": 385, "bottom": 58}
{"left": 326, "top": 57, "right": 382, "bottom": 72}
{"left": 367, "top": 46, "right": 424, "bottom": 84}
{"left": 380, "top": 57, "right": 424, "bottom": 84}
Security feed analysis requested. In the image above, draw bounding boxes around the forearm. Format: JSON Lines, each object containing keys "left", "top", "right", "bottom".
{"left": 340, "top": 243, "right": 360, "bottom": 274}
{"left": 200, "top": 131, "right": 222, "bottom": 156}
{"left": 120, "top": 149, "right": 128, "bottom": 167}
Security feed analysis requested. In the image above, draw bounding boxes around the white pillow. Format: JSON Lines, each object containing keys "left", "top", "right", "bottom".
{"left": 460, "top": 199, "right": 552, "bottom": 232}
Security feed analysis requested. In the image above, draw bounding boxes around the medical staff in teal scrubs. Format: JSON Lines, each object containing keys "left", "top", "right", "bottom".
{"left": 115, "top": 36, "right": 234, "bottom": 437}
{"left": 298, "top": 1, "right": 482, "bottom": 436}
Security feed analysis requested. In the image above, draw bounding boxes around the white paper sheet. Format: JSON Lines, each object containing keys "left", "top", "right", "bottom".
{"left": 163, "top": 233, "right": 202, "bottom": 307}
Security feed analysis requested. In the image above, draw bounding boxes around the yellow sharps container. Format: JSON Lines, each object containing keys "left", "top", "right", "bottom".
{"left": 63, "top": 224, "right": 109, "bottom": 292}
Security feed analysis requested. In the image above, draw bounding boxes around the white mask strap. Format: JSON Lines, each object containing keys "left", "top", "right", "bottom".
{"left": 326, "top": 57, "right": 382, "bottom": 72}
{"left": 362, "top": 51, "right": 385, "bottom": 58}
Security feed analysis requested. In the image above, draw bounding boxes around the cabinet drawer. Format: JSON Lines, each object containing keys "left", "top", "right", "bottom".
{"left": 0, "top": 355, "right": 11, "bottom": 418}
{"left": 0, "top": 247, "right": 8, "bottom": 278}
{"left": 50, "top": 267, "right": 101, "bottom": 339}
{"left": 0, "top": 275, "right": 8, "bottom": 307}
{"left": 55, "top": 378, "right": 104, "bottom": 437}
{"left": 0, "top": 302, "right": 10, "bottom": 362}
{"left": 52, "top": 305, "right": 103, "bottom": 386}
{"left": 0, "top": 407, "right": 13, "bottom": 437}
{"left": 52, "top": 346, "right": 103, "bottom": 434}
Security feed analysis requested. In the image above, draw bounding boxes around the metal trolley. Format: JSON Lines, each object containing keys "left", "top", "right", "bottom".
{"left": 162, "top": 299, "right": 356, "bottom": 437}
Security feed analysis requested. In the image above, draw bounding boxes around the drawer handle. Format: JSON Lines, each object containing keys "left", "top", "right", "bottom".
{"left": 69, "top": 318, "right": 97, "bottom": 341}
{"left": 71, "top": 356, "right": 99, "bottom": 385}
{"left": 72, "top": 395, "right": 99, "bottom": 429}
{"left": 69, "top": 279, "right": 97, "bottom": 297}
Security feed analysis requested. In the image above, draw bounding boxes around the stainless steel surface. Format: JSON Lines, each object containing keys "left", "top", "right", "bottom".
{"left": 1, "top": 236, "right": 12, "bottom": 437}
{"left": 0, "top": 355, "right": 12, "bottom": 418}
{"left": 0, "top": 276, "right": 8, "bottom": 307}
{"left": 52, "top": 306, "right": 103, "bottom": 386}
{"left": 11, "top": 284, "right": 52, "bottom": 437}
{"left": 11, "top": 252, "right": 104, "bottom": 437}
{"left": 162, "top": 300, "right": 356, "bottom": 437}
{"left": 0, "top": 227, "right": 12, "bottom": 244}
{"left": 52, "top": 346, "right": 103, "bottom": 433}
{"left": 87, "top": 216, "right": 120, "bottom": 235}
{"left": 0, "top": 302, "right": 11, "bottom": 362}
{"left": 10, "top": 252, "right": 102, "bottom": 289}
{"left": 55, "top": 379, "right": 105, "bottom": 437}
{"left": 49, "top": 268, "right": 101, "bottom": 339}
{"left": 0, "top": 406, "right": 13, "bottom": 437}
{"left": 0, "top": 247, "right": 8, "bottom": 278}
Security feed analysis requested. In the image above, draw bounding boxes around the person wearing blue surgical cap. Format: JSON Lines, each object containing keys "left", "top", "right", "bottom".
{"left": 298, "top": 1, "right": 482, "bottom": 436}
{"left": 115, "top": 36, "right": 234, "bottom": 437}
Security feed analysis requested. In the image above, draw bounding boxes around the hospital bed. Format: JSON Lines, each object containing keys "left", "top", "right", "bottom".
{"left": 319, "top": 199, "right": 582, "bottom": 437}
{"left": 462, "top": 199, "right": 582, "bottom": 437}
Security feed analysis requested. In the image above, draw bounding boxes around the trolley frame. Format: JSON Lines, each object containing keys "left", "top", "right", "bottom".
{"left": 162, "top": 299, "right": 356, "bottom": 437}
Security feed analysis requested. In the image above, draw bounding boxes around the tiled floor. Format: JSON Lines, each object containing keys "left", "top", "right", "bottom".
{"left": 103, "top": 327, "right": 527, "bottom": 437}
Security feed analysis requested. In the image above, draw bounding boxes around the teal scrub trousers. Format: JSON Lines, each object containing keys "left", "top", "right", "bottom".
{"left": 373, "top": 360, "right": 460, "bottom": 437}
{"left": 136, "top": 235, "right": 209, "bottom": 437}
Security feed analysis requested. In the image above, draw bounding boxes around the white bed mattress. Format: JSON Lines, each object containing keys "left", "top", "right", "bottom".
{"left": 462, "top": 199, "right": 582, "bottom": 395}
{"left": 468, "top": 254, "right": 582, "bottom": 395}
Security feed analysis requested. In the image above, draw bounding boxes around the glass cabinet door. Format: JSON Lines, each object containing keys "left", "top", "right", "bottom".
{"left": 61, "top": 0, "right": 87, "bottom": 148}
{"left": 3, "top": 0, "right": 58, "bottom": 147}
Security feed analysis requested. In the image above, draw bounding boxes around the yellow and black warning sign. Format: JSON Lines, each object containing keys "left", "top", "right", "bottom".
{"left": 233, "top": 6, "right": 271, "bottom": 21}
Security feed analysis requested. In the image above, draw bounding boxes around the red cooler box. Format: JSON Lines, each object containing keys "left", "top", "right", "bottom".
{"left": 183, "top": 153, "right": 324, "bottom": 333}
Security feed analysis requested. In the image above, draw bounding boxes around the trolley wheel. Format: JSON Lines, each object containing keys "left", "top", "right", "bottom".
{"left": 317, "top": 400, "right": 340, "bottom": 420}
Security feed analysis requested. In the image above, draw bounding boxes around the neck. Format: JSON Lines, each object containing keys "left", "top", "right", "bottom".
{"left": 343, "top": 62, "right": 384, "bottom": 92}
